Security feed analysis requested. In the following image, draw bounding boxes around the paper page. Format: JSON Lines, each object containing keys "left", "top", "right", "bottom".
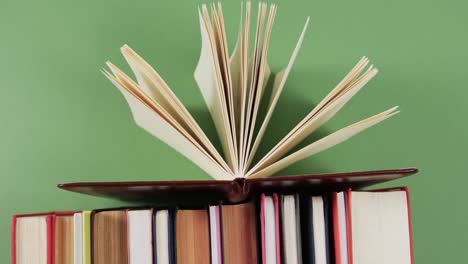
{"left": 212, "top": 3, "right": 238, "bottom": 172}
{"left": 256, "top": 57, "right": 370, "bottom": 167}
{"left": 105, "top": 63, "right": 233, "bottom": 174}
{"left": 248, "top": 107, "right": 398, "bottom": 178}
{"left": 240, "top": 2, "right": 267, "bottom": 173}
{"left": 195, "top": 6, "right": 237, "bottom": 171}
{"left": 120, "top": 45, "right": 230, "bottom": 173}
{"left": 314, "top": 57, "right": 371, "bottom": 113}
{"left": 229, "top": 2, "right": 244, "bottom": 146}
{"left": 242, "top": 4, "right": 276, "bottom": 170}
{"left": 237, "top": 2, "right": 251, "bottom": 174}
{"left": 121, "top": 45, "right": 182, "bottom": 123}
{"left": 351, "top": 191, "right": 411, "bottom": 264}
{"left": 245, "top": 17, "right": 310, "bottom": 169}
{"left": 248, "top": 61, "right": 378, "bottom": 175}
{"left": 103, "top": 69, "right": 232, "bottom": 180}
{"left": 16, "top": 216, "right": 48, "bottom": 264}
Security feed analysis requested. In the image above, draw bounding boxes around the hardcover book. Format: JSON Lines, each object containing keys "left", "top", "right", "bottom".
{"left": 12, "top": 2, "right": 417, "bottom": 264}
{"left": 58, "top": 168, "right": 417, "bottom": 204}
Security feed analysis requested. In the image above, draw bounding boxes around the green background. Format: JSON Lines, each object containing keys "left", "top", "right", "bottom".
{"left": 1, "top": 0, "right": 466, "bottom": 262}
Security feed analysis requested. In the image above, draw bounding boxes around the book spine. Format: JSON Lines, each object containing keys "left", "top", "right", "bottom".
{"left": 11, "top": 216, "right": 17, "bottom": 264}
{"left": 403, "top": 187, "right": 415, "bottom": 264}
{"left": 345, "top": 189, "right": 353, "bottom": 264}
{"left": 273, "top": 194, "right": 281, "bottom": 264}
{"left": 229, "top": 178, "right": 249, "bottom": 203}
{"left": 260, "top": 194, "right": 266, "bottom": 264}
{"left": 82, "top": 211, "right": 92, "bottom": 264}
{"left": 46, "top": 215, "right": 53, "bottom": 264}
{"left": 331, "top": 192, "right": 341, "bottom": 264}
{"left": 367, "top": 186, "right": 414, "bottom": 264}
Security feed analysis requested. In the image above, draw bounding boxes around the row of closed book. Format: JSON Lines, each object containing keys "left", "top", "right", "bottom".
{"left": 12, "top": 187, "right": 413, "bottom": 264}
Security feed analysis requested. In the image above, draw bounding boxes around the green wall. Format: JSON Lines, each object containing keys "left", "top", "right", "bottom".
{"left": 1, "top": 0, "right": 466, "bottom": 262}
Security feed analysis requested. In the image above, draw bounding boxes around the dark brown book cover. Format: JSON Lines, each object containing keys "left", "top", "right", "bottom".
{"left": 58, "top": 168, "right": 417, "bottom": 205}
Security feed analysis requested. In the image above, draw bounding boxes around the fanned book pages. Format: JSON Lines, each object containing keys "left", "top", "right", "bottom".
{"left": 103, "top": 2, "right": 399, "bottom": 180}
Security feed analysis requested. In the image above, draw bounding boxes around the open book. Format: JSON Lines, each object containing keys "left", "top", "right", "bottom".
{"left": 103, "top": 2, "right": 398, "bottom": 180}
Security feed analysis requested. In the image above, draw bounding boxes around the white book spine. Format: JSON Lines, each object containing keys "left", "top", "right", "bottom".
{"left": 73, "top": 213, "right": 82, "bottom": 264}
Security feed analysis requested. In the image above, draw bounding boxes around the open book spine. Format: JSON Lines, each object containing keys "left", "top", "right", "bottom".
{"left": 58, "top": 168, "right": 418, "bottom": 205}
{"left": 104, "top": 2, "right": 400, "bottom": 180}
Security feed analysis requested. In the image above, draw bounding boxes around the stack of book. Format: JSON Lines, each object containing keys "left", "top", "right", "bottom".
{"left": 12, "top": 183, "right": 414, "bottom": 264}
{"left": 11, "top": 2, "right": 417, "bottom": 264}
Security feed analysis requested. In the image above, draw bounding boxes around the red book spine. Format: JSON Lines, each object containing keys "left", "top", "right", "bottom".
{"left": 260, "top": 194, "right": 266, "bottom": 264}
{"left": 46, "top": 216, "right": 53, "bottom": 264}
{"left": 345, "top": 189, "right": 353, "bottom": 264}
{"left": 260, "top": 193, "right": 281, "bottom": 264}
{"left": 374, "top": 187, "right": 414, "bottom": 264}
{"left": 11, "top": 216, "right": 17, "bottom": 264}
{"left": 331, "top": 192, "right": 341, "bottom": 264}
{"left": 404, "top": 187, "right": 415, "bottom": 264}
{"left": 273, "top": 194, "right": 281, "bottom": 264}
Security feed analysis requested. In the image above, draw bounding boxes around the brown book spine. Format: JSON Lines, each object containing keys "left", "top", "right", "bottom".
{"left": 222, "top": 201, "right": 258, "bottom": 264}
{"left": 175, "top": 209, "right": 210, "bottom": 264}
{"left": 55, "top": 215, "right": 74, "bottom": 264}
{"left": 92, "top": 210, "right": 129, "bottom": 264}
